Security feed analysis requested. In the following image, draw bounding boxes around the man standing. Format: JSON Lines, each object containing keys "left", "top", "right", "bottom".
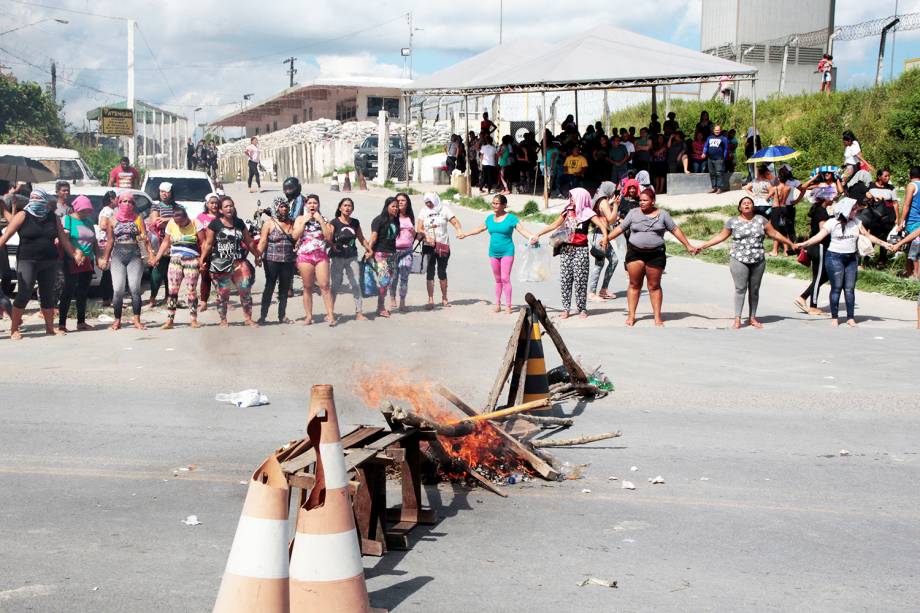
{"left": 186, "top": 138, "right": 195, "bottom": 170}
{"left": 896, "top": 166, "right": 920, "bottom": 279}
{"left": 54, "top": 181, "right": 72, "bottom": 218}
{"left": 245, "top": 137, "right": 260, "bottom": 192}
{"left": 702, "top": 125, "right": 730, "bottom": 194}
{"left": 561, "top": 146, "right": 588, "bottom": 195}
{"left": 478, "top": 136, "right": 498, "bottom": 193}
{"left": 609, "top": 135, "right": 630, "bottom": 183}
{"left": 108, "top": 156, "right": 140, "bottom": 189}
{"left": 480, "top": 112, "right": 497, "bottom": 139}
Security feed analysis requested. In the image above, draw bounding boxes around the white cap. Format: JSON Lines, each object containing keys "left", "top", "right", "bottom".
{"left": 159, "top": 182, "right": 173, "bottom": 192}
{"left": 835, "top": 198, "right": 857, "bottom": 219}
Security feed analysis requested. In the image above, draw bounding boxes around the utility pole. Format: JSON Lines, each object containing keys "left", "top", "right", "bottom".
{"left": 890, "top": 0, "right": 899, "bottom": 81}
{"left": 283, "top": 57, "right": 297, "bottom": 88}
{"left": 876, "top": 18, "right": 900, "bottom": 86}
{"left": 127, "top": 19, "right": 136, "bottom": 164}
{"left": 408, "top": 13, "right": 414, "bottom": 80}
{"left": 499, "top": 0, "right": 503, "bottom": 44}
{"left": 50, "top": 61, "right": 56, "bottom": 102}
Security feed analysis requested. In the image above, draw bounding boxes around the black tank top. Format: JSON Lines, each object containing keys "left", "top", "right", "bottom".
{"left": 18, "top": 213, "right": 59, "bottom": 261}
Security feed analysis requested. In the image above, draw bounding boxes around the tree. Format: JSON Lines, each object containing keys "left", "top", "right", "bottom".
{"left": 0, "top": 73, "right": 67, "bottom": 146}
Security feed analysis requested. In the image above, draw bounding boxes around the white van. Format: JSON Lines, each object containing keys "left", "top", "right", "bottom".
{"left": 0, "top": 145, "right": 99, "bottom": 187}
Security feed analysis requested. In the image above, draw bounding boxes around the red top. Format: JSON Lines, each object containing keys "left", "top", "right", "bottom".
{"left": 108, "top": 166, "right": 139, "bottom": 189}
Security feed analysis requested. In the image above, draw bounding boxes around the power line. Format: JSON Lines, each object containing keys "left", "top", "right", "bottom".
{"left": 1, "top": 0, "right": 127, "bottom": 21}
{"left": 136, "top": 22, "right": 176, "bottom": 99}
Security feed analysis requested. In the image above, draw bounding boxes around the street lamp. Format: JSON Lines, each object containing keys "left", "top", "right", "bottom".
{"left": 0, "top": 18, "right": 68, "bottom": 36}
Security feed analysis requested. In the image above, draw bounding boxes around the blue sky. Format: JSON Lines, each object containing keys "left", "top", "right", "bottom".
{"left": 0, "top": 0, "right": 917, "bottom": 127}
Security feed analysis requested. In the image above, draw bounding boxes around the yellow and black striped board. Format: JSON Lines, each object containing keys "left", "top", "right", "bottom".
{"left": 523, "top": 323, "right": 550, "bottom": 403}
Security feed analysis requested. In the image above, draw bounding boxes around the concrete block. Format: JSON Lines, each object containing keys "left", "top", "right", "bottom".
{"left": 666, "top": 173, "right": 712, "bottom": 195}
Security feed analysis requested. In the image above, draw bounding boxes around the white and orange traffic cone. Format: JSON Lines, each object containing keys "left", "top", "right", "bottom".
{"left": 289, "top": 384, "right": 386, "bottom": 613}
{"left": 213, "top": 453, "right": 291, "bottom": 613}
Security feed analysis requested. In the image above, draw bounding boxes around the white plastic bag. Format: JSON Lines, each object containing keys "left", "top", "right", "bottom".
{"left": 215, "top": 389, "right": 269, "bottom": 408}
{"left": 518, "top": 240, "right": 551, "bottom": 283}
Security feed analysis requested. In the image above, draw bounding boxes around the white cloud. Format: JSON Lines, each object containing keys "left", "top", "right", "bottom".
{"left": 315, "top": 53, "right": 404, "bottom": 79}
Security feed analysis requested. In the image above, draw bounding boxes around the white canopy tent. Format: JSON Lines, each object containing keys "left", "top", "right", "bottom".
{"left": 404, "top": 25, "right": 759, "bottom": 202}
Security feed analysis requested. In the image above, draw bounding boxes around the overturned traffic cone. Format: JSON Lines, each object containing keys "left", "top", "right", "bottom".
{"left": 342, "top": 172, "right": 352, "bottom": 192}
{"left": 289, "top": 384, "right": 385, "bottom": 613}
{"left": 213, "top": 453, "right": 291, "bottom": 613}
{"left": 522, "top": 323, "right": 550, "bottom": 404}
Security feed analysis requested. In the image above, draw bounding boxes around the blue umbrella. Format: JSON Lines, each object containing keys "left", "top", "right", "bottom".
{"left": 812, "top": 165, "right": 840, "bottom": 177}
{"left": 748, "top": 146, "right": 800, "bottom": 163}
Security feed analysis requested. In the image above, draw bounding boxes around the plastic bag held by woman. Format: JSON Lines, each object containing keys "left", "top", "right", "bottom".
{"left": 518, "top": 240, "right": 551, "bottom": 282}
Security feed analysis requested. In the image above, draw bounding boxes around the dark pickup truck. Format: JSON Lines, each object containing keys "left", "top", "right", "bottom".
{"left": 353, "top": 135, "right": 409, "bottom": 180}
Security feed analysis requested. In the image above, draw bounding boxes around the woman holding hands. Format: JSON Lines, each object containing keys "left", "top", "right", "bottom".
{"left": 292, "top": 194, "right": 335, "bottom": 325}
{"left": 697, "top": 196, "right": 795, "bottom": 329}
{"left": 459, "top": 194, "right": 535, "bottom": 313}
{"left": 607, "top": 188, "right": 698, "bottom": 326}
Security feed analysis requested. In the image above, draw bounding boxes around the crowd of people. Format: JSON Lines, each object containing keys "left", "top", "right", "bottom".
{"left": 186, "top": 138, "right": 220, "bottom": 179}
{"left": 452, "top": 110, "right": 750, "bottom": 199}
{"left": 2, "top": 116, "right": 919, "bottom": 339}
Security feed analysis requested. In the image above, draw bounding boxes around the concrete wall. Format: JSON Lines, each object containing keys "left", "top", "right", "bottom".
{"left": 701, "top": 0, "right": 739, "bottom": 49}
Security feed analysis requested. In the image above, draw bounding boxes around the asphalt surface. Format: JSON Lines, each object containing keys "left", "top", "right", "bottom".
{"left": 1, "top": 181, "right": 918, "bottom": 612}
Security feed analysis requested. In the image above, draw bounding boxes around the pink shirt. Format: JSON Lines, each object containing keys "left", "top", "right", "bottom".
{"left": 245, "top": 144, "right": 260, "bottom": 164}
{"left": 395, "top": 216, "right": 415, "bottom": 250}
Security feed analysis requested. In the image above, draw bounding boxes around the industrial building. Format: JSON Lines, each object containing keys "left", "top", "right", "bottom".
{"left": 210, "top": 77, "right": 410, "bottom": 137}
{"left": 701, "top": 0, "right": 834, "bottom": 99}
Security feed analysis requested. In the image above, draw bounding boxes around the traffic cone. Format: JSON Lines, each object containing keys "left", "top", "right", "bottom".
{"left": 343, "top": 172, "right": 352, "bottom": 192}
{"left": 358, "top": 170, "right": 368, "bottom": 191}
{"left": 522, "top": 323, "right": 550, "bottom": 404}
{"left": 289, "top": 384, "right": 385, "bottom": 613}
{"left": 213, "top": 453, "right": 291, "bottom": 613}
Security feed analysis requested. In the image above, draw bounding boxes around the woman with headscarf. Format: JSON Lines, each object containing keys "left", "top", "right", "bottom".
{"left": 198, "top": 196, "right": 261, "bottom": 328}
{"left": 531, "top": 188, "right": 608, "bottom": 318}
{"left": 369, "top": 197, "right": 399, "bottom": 318}
{"left": 150, "top": 206, "right": 204, "bottom": 329}
{"left": 292, "top": 193, "right": 334, "bottom": 325}
{"left": 330, "top": 197, "right": 372, "bottom": 321}
{"left": 196, "top": 193, "right": 220, "bottom": 311}
{"left": 0, "top": 189, "right": 85, "bottom": 339}
{"left": 416, "top": 192, "right": 462, "bottom": 309}
{"left": 256, "top": 196, "right": 296, "bottom": 324}
{"left": 588, "top": 182, "right": 619, "bottom": 301}
{"left": 795, "top": 198, "right": 891, "bottom": 327}
{"left": 635, "top": 170, "right": 653, "bottom": 193}
{"left": 100, "top": 193, "right": 152, "bottom": 331}
{"left": 389, "top": 192, "right": 418, "bottom": 313}
{"left": 97, "top": 190, "right": 117, "bottom": 307}
{"left": 607, "top": 189, "right": 698, "bottom": 326}
{"left": 698, "top": 196, "right": 795, "bottom": 329}
{"left": 147, "top": 181, "right": 180, "bottom": 308}
{"left": 458, "top": 194, "right": 535, "bottom": 313}
{"left": 57, "top": 195, "right": 99, "bottom": 332}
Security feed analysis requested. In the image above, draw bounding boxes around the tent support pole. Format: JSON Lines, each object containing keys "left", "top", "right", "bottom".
{"left": 574, "top": 90, "right": 579, "bottom": 131}
{"left": 464, "top": 95, "right": 470, "bottom": 193}
{"left": 651, "top": 86, "right": 657, "bottom": 119}
{"left": 542, "top": 91, "right": 548, "bottom": 209}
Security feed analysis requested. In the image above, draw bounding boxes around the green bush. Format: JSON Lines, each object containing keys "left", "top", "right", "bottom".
{"left": 521, "top": 200, "right": 540, "bottom": 216}
{"left": 439, "top": 187, "right": 459, "bottom": 200}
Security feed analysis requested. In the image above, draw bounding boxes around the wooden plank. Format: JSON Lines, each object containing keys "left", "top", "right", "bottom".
{"left": 506, "top": 318, "right": 531, "bottom": 407}
{"left": 484, "top": 308, "right": 529, "bottom": 411}
{"left": 364, "top": 430, "right": 414, "bottom": 451}
{"left": 435, "top": 384, "right": 560, "bottom": 481}
{"left": 524, "top": 293, "right": 588, "bottom": 384}
{"left": 281, "top": 426, "right": 384, "bottom": 474}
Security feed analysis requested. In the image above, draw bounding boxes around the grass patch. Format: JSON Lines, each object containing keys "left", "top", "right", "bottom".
{"left": 669, "top": 244, "right": 920, "bottom": 301}
{"left": 414, "top": 144, "right": 444, "bottom": 157}
{"left": 675, "top": 212, "right": 726, "bottom": 241}
{"left": 665, "top": 204, "right": 738, "bottom": 217}
{"left": 439, "top": 187, "right": 459, "bottom": 200}
{"left": 383, "top": 179, "right": 395, "bottom": 189}
{"left": 521, "top": 200, "right": 540, "bottom": 216}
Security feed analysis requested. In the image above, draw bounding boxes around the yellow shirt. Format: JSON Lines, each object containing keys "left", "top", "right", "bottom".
{"left": 564, "top": 154, "right": 588, "bottom": 176}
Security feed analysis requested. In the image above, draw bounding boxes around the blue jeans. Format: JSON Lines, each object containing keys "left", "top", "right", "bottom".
{"left": 589, "top": 233, "right": 618, "bottom": 293}
{"left": 611, "top": 165, "right": 629, "bottom": 183}
{"left": 825, "top": 251, "right": 858, "bottom": 320}
{"left": 691, "top": 159, "right": 706, "bottom": 173}
{"left": 708, "top": 158, "right": 725, "bottom": 189}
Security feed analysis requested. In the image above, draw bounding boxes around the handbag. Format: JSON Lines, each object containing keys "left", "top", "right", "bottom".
{"left": 796, "top": 248, "right": 811, "bottom": 267}
{"left": 434, "top": 242, "right": 450, "bottom": 257}
{"left": 409, "top": 240, "right": 425, "bottom": 274}
{"left": 856, "top": 234, "right": 874, "bottom": 257}
{"left": 360, "top": 259, "right": 378, "bottom": 298}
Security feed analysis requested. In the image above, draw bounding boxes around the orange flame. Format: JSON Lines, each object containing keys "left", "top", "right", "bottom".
{"left": 354, "top": 368, "right": 531, "bottom": 480}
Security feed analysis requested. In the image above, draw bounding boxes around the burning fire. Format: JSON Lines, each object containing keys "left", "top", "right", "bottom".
{"left": 354, "top": 368, "right": 531, "bottom": 481}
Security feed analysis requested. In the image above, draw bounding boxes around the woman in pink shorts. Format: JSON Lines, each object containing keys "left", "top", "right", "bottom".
{"left": 292, "top": 194, "right": 335, "bottom": 325}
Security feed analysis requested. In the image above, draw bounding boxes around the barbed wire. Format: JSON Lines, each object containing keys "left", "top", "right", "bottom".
{"left": 708, "top": 11, "right": 920, "bottom": 52}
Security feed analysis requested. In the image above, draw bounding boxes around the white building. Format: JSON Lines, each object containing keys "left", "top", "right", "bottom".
{"left": 701, "top": 0, "right": 834, "bottom": 99}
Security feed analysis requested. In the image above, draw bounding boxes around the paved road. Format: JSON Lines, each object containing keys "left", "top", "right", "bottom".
{"left": 1, "top": 182, "right": 918, "bottom": 612}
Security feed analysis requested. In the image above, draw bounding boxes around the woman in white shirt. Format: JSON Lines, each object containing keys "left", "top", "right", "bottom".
{"left": 796, "top": 198, "right": 891, "bottom": 327}
{"left": 841, "top": 130, "right": 869, "bottom": 185}
{"left": 417, "top": 192, "right": 463, "bottom": 309}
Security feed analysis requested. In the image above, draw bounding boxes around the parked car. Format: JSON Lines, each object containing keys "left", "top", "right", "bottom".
{"left": 353, "top": 135, "right": 409, "bottom": 180}
{"left": 141, "top": 169, "right": 216, "bottom": 219}
{"left": 2, "top": 187, "right": 152, "bottom": 292}
{"left": 0, "top": 145, "right": 99, "bottom": 190}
